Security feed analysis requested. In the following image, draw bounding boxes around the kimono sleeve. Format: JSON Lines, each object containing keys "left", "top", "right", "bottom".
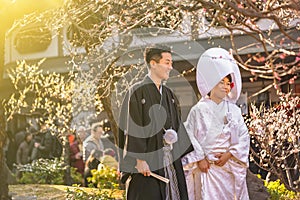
{"left": 228, "top": 107, "right": 250, "bottom": 166}
{"left": 118, "top": 87, "right": 148, "bottom": 165}
{"left": 171, "top": 90, "right": 194, "bottom": 159}
{"left": 181, "top": 106, "right": 206, "bottom": 168}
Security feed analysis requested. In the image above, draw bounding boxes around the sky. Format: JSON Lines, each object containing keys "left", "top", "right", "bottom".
{"left": 0, "top": 0, "right": 64, "bottom": 31}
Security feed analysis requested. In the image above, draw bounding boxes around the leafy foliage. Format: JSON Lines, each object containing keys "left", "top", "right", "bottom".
{"left": 88, "top": 165, "right": 119, "bottom": 189}
{"left": 66, "top": 185, "right": 125, "bottom": 200}
{"left": 66, "top": 166, "right": 124, "bottom": 200}
{"left": 16, "top": 158, "right": 82, "bottom": 185}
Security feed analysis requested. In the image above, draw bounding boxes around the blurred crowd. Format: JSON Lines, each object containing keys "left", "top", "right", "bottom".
{"left": 3, "top": 117, "right": 118, "bottom": 187}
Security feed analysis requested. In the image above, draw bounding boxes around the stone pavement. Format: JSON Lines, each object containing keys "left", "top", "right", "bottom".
{"left": 10, "top": 192, "right": 37, "bottom": 200}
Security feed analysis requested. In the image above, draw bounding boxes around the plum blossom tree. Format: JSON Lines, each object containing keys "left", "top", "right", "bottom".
{"left": 5, "top": 0, "right": 299, "bottom": 140}
{"left": 183, "top": 0, "right": 299, "bottom": 95}
{"left": 0, "top": 115, "right": 10, "bottom": 200}
{"left": 247, "top": 93, "right": 300, "bottom": 191}
{"left": 3, "top": 59, "right": 76, "bottom": 185}
{"left": 1, "top": 1, "right": 299, "bottom": 195}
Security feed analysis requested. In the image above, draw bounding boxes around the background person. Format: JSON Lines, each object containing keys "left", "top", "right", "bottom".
{"left": 83, "top": 122, "right": 104, "bottom": 163}
{"left": 16, "top": 131, "right": 33, "bottom": 165}
{"left": 31, "top": 119, "right": 54, "bottom": 160}
{"left": 69, "top": 132, "right": 84, "bottom": 176}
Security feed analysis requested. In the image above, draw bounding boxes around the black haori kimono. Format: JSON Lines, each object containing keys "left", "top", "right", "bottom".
{"left": 118, "top": 76, "right": 193, "bottom": 200}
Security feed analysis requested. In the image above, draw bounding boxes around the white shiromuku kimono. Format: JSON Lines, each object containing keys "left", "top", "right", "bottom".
{"left": 182, "top": 97, "right": 250, "bottom": 200}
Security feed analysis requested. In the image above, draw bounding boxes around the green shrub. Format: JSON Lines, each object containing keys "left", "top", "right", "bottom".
{"left": 66, "top": 185, "right": 123, "bottom": 200}
{"left": 17, "top": 158, "right": 82, "bottom": 185}
{"left": 70, "top": 167, "right": 85, "bottom": 185}
{"left": 66, "top": 165, "right": 125, "bottom": 199}
{"left": 88, "top": 164, "right": 119, "bottom": 189}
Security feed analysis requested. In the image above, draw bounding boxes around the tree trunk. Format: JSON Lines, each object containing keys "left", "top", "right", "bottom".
{"left": 63, "top": 135, "right": 73, "bottom": 185}
{"left": 102, "top": 95, "right": 118, "bottom": 146}
{"left": 0, "top": 113, "right": 11, "bottom": 200}
{"left": 0, "top": 163, "right": 10, "bottom": 200}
